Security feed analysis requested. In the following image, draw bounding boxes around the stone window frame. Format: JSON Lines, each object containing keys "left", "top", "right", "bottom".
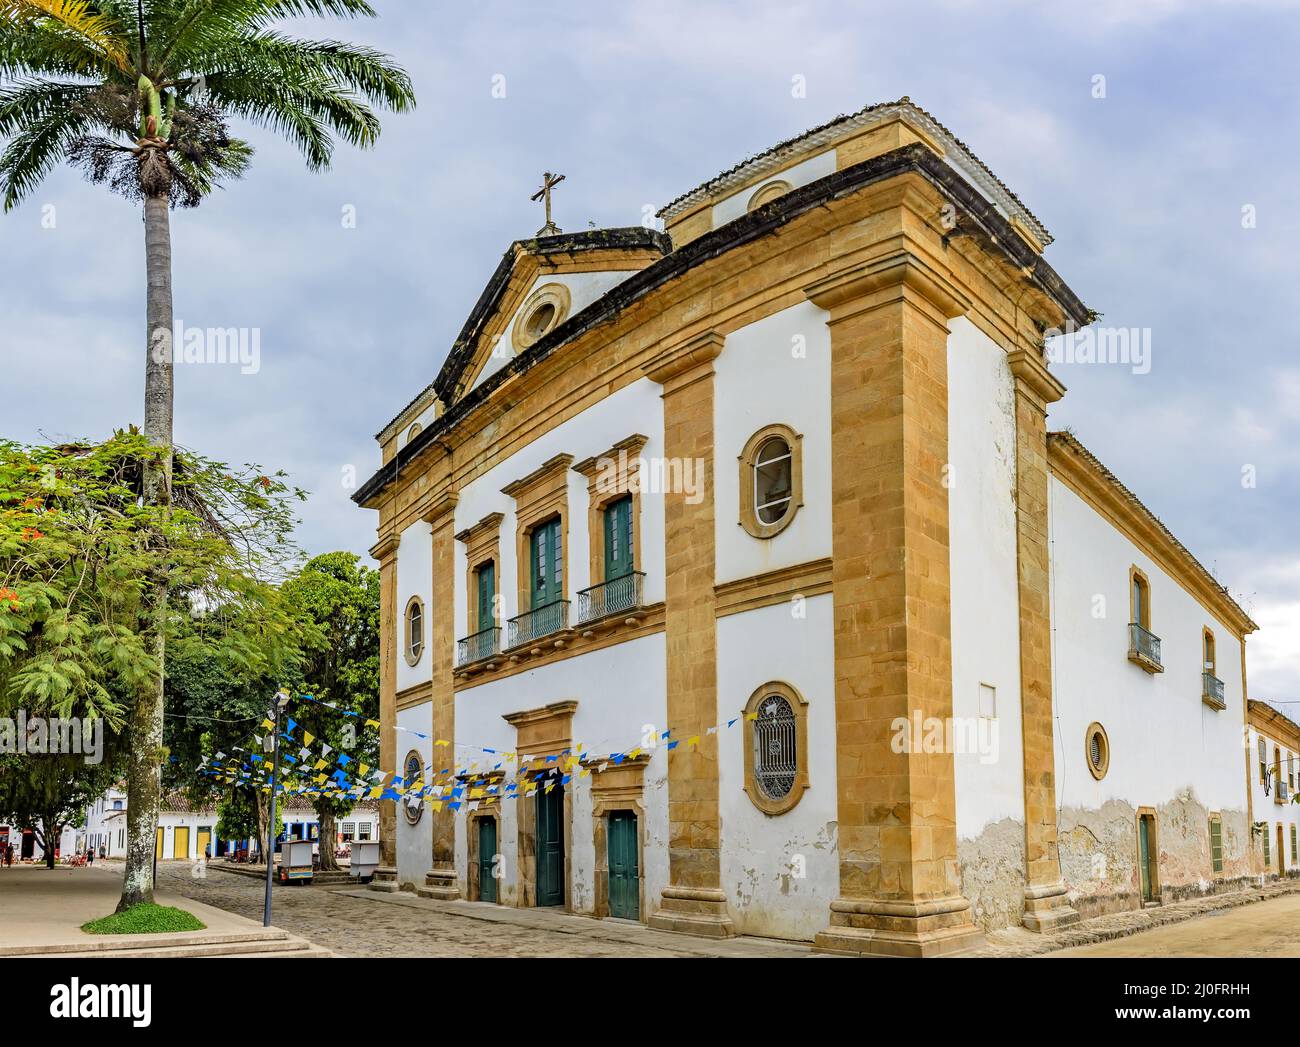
{"left": 573, "top": 435, "right": 647, "bottom": 589}
{"left": 1085, "top": 721, "right": 1110, "bottom": 781}
{"left": 456, "top": 512, "right": 505, "bottom": 637}
{"left": 584, "top": 753, "right": 649, "bottom": 922}
{"left": 403, "top": 595, "right": 425, "bottom": 666}
{"left": 738, "top": 423, "right": 804, "bottom": 540}
{"left": 741, "top": 681, "right": 810, "bottom": 816}
{"left": 747, "top": 179, "right": 793, "bottom": 212}
{"left": 402, "top": 749, "right": 424, "bottom": 825}
{"left": 1129, "top": 565, "right": 1152, "bottom": 631}
{"left": 511, "top": 282, "right": 572, "bottom": 354}
{"left": 502, "top": 454, "right": 574, "bottom": 616}
{"left": 407, "top": 421, "right": 423, "bottom": 444}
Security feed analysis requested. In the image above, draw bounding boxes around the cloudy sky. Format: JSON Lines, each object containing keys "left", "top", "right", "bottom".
{"left": 4, "top": 0, "right": 1298, "bottom": 698}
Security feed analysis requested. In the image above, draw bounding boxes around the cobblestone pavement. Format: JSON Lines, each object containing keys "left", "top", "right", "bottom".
{"left": 144, "top": 862, "right": 814, "bottom": 958}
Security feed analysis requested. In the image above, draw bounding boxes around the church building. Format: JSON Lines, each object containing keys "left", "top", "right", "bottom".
{"left": 354, "top": 98, "right": 1261, "bottom": 955}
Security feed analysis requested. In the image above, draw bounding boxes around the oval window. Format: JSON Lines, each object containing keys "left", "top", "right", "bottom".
{"left": 1085, "top": 722, "right": 1110, "bottom": 780}
{"left": 405, "top": 596, "right": 424, "bottom": 666}
{"left": 739, "top": 425, "right": 802, "bottom": 538}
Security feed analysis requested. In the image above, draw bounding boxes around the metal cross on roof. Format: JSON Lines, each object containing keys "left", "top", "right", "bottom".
{"left": 531, "top": 171, "right": 565, "bottom": 236}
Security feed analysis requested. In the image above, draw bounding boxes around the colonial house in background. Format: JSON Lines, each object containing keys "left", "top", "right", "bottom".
{"left": 1246, "top": 699, "right": 1300, "bottom": 879}
{"left": 81, "top": 789, "right": 380, "bottom": 863}
{"left": 354, "top": 98, "right": 1263, "bottom": 955}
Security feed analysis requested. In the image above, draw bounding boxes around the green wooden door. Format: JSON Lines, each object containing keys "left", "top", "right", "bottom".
{"left": 608, "top": 811, "right": 639, "bottom": 920}
{"left": 530, "top": 518, "right": 562, "bottom": 608}
{"left": 535, "top": 782, "right": 564, "bottom": 906}
{"left": 475, "top": 561, "right": 495, "bottom": 631}
{"left": 1138, "top": 815, "right": 1155, "bottom": 902}
{"left": 603, "top": 496, "right": 633, "bottom": 580}
{"left": 478, "top": 818, "right": 497, "bottom": 903}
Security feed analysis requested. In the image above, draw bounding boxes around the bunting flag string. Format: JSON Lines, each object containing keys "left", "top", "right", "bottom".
{"left": 195, "top": 690, "right": 753, "bottom": 816}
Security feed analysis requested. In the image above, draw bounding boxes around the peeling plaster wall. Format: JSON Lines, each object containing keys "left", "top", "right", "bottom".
{"left": 1048, "top": 473, "right": 1251, "bottom": 914}
{"left": 946, "top": 318, "right": 1028, "bottom": 929}
{"left": 718, "top": 596, "right": 838, "bottom": 941}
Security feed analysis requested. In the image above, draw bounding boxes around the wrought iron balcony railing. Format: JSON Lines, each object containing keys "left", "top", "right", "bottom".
{"left": 507, "top": 599, "right": 569, "bottom": 649}
{"left": 577, "top": 571, "right": 645, "bottom": 624}
{"left": 1202, "top": 670, "right": 1226, "bottom": 709}
{"left": 1128, "top": 622, "right": 1163, "bottom": 671}
{"left": 456, "top": 626, "right": 501, "bottom": 668}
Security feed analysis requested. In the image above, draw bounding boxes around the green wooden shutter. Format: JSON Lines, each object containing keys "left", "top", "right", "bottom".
{"left": 476, "top": 561, "right": 495, "bottom": 630}
{"left": 530, "top": 518, "right": 562, "bottom": 608}
{"left": 603, "top": 496, "right": 633, "bottom": 581}
{"left": 1210, "top": 817, "right": 1223, "bottom": 873}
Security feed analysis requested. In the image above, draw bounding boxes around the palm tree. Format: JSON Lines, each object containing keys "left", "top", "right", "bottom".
{"left": 0, "top": 0, "right": 414, "bottom": 910}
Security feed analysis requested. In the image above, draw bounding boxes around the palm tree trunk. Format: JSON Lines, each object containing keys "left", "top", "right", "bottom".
{"left": 118, "top": 189, "right": 174, "bottom": 912}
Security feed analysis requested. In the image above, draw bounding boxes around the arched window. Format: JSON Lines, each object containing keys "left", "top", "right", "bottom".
{"left": 407, "top": 422, "right": 423, "bottom": 444}
{"left": 738, "top": 424, "right": 803, "bottom": 539}
{"left": 746, "top": 179, "right": 792, "bottom": 212}
{"left": 404, "top": 596, "right": 424, "bottom": 666}
{"left": 741, "top": 682, "right": 809, "bottom": 815}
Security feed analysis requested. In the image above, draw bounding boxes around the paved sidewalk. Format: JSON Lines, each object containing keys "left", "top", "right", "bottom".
{"left": 334, "top": 887, "right": 822, "bottom": 958}
{"left": 972, "top": 877, "right": 1300, "bottom": 957}
{"left": 0, "top": 864, "right": 318, "bottom": 955}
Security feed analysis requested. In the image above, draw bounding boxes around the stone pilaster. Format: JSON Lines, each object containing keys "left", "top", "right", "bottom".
{"left": 806, "top": 250, "right": 983, "bottom": 957}
{"left": 1007, "top": 348, "right": 1080, "bottom": 932}
{"left": 643, "top": 330, "right": 736, "bottom": 938}
{"left": 421, "top": 491, "right": 462, "bottom": 900}
{"left": 370, "top": 533, "right": 400, "bottom": 890}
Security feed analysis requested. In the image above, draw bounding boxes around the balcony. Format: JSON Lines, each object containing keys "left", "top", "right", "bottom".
{"left": 507, "top": 599, "right": 570, "bottom": 650}
{"left": 456, "top": 626, "right": 501, "bottom": 669}
{"left": 577, "top": 571, "right": 645, "bottom": 626}
{"left": 1202, "top": 670, "right": 1226, "bottom": 710}
{"left": 1128, "top": 622, "right": 1163, "bottom": 674}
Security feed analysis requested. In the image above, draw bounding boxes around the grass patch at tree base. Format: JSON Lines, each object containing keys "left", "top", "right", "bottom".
{"left": 81, "top": 904, "right": 206, "bottom": 936}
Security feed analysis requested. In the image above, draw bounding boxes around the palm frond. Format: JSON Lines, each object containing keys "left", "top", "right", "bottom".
{"left": 0, "top": 0, "right": 132, "bottom": 73}
{"left": 0, "top": 97, "right": 92, "bottom": 207}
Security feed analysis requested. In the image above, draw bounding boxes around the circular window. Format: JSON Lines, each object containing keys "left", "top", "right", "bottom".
{"left": 747, "top": 179, "right": 792, "bottom": 212}
{"left": 403, "top": 750, "right": 424, "bottom": 825}
{"left": 511, "top": 282, "right": 572, "bottom": 353}
{"left": 404, "top": 596, "right": 424, "bottom": 666}
{"left": 1085, "top": 722, "right": 1110, "bottom": 780}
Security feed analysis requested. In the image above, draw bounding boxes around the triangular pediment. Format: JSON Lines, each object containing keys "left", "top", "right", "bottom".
{"left": 436, "top": 228, "right": 670, "bottom": 405}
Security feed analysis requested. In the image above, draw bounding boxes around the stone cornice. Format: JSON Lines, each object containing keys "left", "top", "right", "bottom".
{"left": 642, "top": 330, "right": 725, "bottom": 388}
{"left": 500, "top": 453, "right": 575, "bottom": 500}
{"left": 454, "top": 511, "right": 505, "bottom": 546}
{"left": 1007, "top": 347, "right": 1067, "bottom": 408}
{"left": 1048, "top": 432, "right": 1257, "bottom": 637}
{"left": 420, "top": 490, "right": 459, "bottom": 524}
{"left": 572, "top": 435, "right": 649, "bottom": 478}
{"left": 803, "top": 246, "right": 971, "bottom": 324}
{"left": 369, "top": 533, "right": 400, "bottom": 563}
{"left": 1248, "top": 700, "right": 1300, "bottom": 751}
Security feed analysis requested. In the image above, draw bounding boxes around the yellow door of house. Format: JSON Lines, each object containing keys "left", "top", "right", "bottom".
{"left": 155, "top": 828, "right": 164, "bottom": 858}
{"left": 196, "top": 829, "right": 211, "bottom": 861}
{"left": 173, "top": 826, "right": 189, "bottom": 860}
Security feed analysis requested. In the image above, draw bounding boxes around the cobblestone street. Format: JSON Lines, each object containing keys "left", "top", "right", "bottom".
{"left": 143, "top": 862, "right": 815, "bottom": 958}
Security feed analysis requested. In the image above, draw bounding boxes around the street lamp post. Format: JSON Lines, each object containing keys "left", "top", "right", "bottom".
{"left": 263, "top": 689, "right": 290, "bottom": 928}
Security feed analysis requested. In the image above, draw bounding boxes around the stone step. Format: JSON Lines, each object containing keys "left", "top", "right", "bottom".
{"left": 24, "top": 933, "right": 332, "bottom": 959}
{"left": 2, "top": 928, "right": 290, "bottom": 958}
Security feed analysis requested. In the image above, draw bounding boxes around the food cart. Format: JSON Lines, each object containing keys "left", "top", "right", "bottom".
{"left": 349, "top": 839, "right": 381, "bottom": 883}
{"left": 277, "top": 837, "right": 314, "bottom": 884}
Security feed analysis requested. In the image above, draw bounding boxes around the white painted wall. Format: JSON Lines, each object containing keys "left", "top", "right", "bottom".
{"left": 395, "top": 701, "right": 434, "bottom": 887}
{"left": 1049, "top": 477, "right": 1247, "bottom": 819}
{"left": 395, "top": 517, "right": 433, "bottom": 694}
{"left": 947, "top": 318, "right": 1026, "bottom": 839}
{"left": 451, "top": 377, "right": 666, "bottom": 643}
{"left": 452, "top": 632, "right": 669, "bottom": 914}
{"left": 714, "top": 301, "right": 832, "bottom": 585}
{"left": 717, "top": 595, "right": 837, "bottom": 940}
{"left": 710, "top": 149, "right": 837, "bottom": 228}
{"left": 1248, "top": 721, "right": 1300, "bottom": 873}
